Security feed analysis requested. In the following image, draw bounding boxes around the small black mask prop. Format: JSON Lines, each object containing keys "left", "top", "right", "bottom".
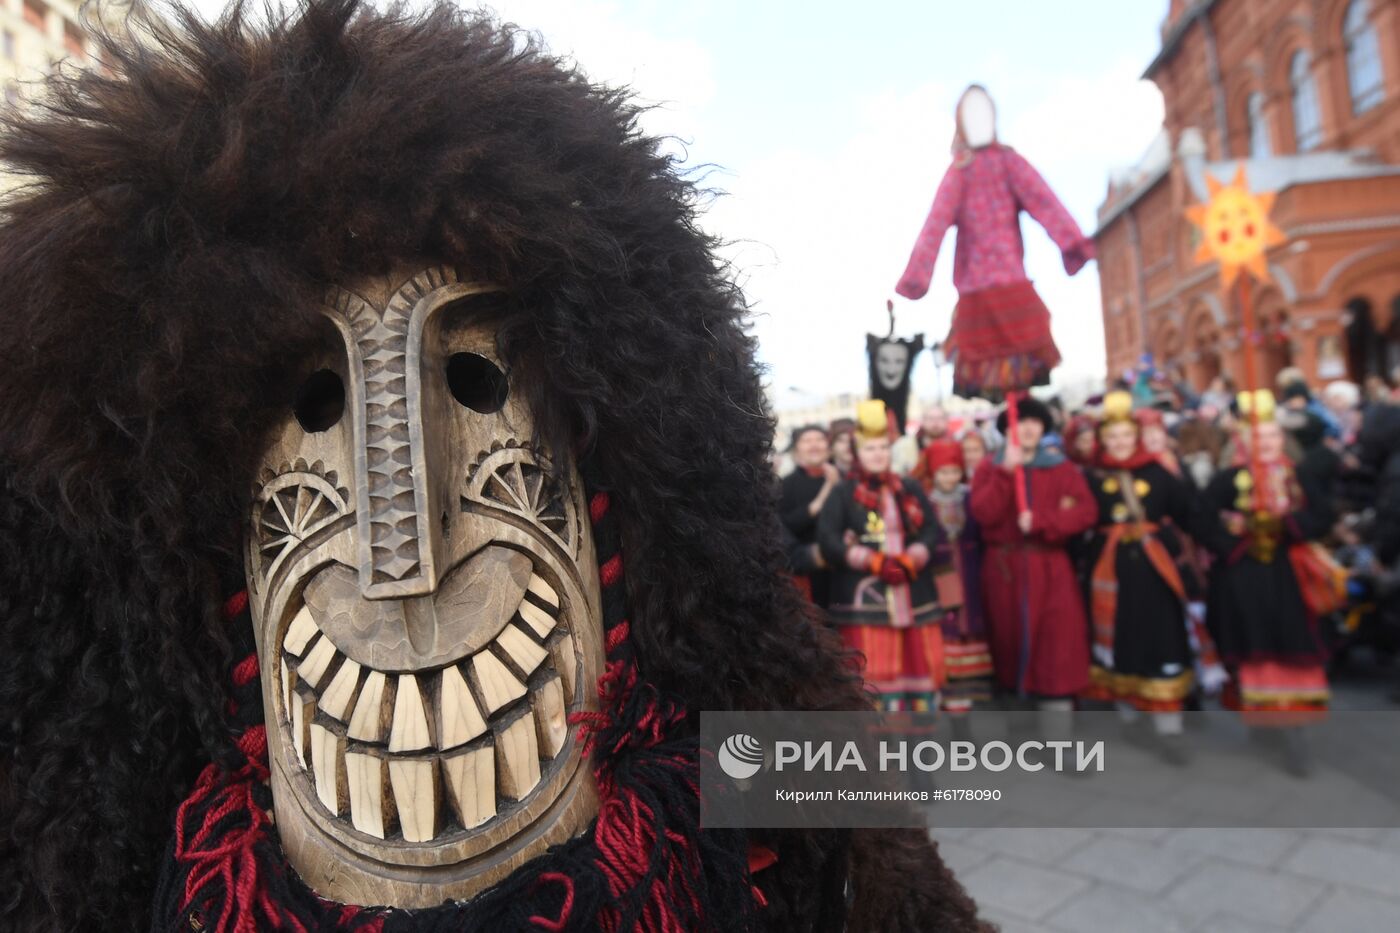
{"left": 867, "top": 333, "right": 924, "bottom": 431}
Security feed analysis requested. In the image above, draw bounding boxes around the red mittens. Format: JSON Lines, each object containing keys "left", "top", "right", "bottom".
{"left": 872, "top": 553, "right": 916, "bottom": 586}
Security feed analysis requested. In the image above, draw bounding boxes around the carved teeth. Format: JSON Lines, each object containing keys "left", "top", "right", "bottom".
{"left": 442, "top": 746, "right": 495, "bottom": 829}
{"left": 319, "top": 658, "right": 362, "bottom": 721}
{"left": 472, "top": 652, "right": 527, "bottom": 715}
{"left": 284, "top": 604, "right": 319, "bottom": 656}
{"left": 438, "top": 664, "right": 487, "bottom": 751}
{"left": 389, "top": 674, "right": 432, "bottom": 753}
{"left": 280, "top": 659, "right": 293, "bottom": 717}
{"left": 279, "top": 573, "right": 573, "bottom": 842}
{"left": 388, "top": 758, "right": 439, "bottom": 843}
{"left": 310, "top": 724, "right": 345, "bottom": 815}
{"left": 348, "top": 670, "right": 389, "bottom": 742}
{"left": 534, "top": 675, "right": 568, "bottom": 759}
{"left": 346, "top": 751, "right": 391, "bottom": 839}
{"left": 291, "top": 690, "right": 313, "bottom": 767}
{"left": 496, "top": 623, "right": 548, "bottom": 673}
{"left": 527, "top": 574, "right": 558, "bottom": 609}
{"left": 297, "top": 633, "right": 338, "bottom": 688}
{"left": 496, "top": 713, "right": 542, "bottom": 800}
{"left": 517, "top": 600, "right": 556, "bottom": 639}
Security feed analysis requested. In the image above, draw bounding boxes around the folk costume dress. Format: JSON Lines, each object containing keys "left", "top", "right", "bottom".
{"left": 1203, "top": 458, "right": 1334, "bottom": 722}
{"left": 895, "top": 87, "right": 1094, "bottom": 398}
{"left": 1080, "top": 452, "right": 1220, "bottom": 711}
{"left": 970, "top": 442, "right": 1097, "bottom": 697}
{"left": 929, "top": 483, "right": 993, "bottom": 712}
{"left": 819, "top": 468, "right": 946, "bottom": 710}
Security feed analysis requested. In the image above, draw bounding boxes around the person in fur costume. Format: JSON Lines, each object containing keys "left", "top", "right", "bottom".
{"left": 0, "top": 3, "right": 987, "bottom": 931}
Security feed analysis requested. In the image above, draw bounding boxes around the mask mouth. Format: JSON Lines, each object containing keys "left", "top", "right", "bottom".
{"left": 275, "top": 559, "right": 578, "bottom": 844}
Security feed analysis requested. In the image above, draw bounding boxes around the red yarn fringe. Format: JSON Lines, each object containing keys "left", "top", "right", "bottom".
{"left": 179, "top": 487, "right": 726, "bottom": 933}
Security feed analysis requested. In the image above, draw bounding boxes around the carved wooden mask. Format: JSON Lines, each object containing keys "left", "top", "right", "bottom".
{"left": 244, "top": 264, "right": 602, "bottom": 907}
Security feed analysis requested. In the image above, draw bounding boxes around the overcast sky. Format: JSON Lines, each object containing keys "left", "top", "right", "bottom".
{"left": 473, "top": 0, "right": 1175, "bottom": 407}
{"left": 186, "top": 0, "right": 1172, "bottom": 404}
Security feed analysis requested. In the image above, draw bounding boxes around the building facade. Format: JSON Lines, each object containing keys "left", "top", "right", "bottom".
{"left": 0, "top": 0, "right": 122, "bottom": 103}
{"left": 1097, "top": 0, "right": 1400, "bottom": 390}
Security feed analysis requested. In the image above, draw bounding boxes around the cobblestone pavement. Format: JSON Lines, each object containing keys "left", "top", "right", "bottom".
{"left": 934, "top": 660, "right": 1400, "bottom": 932}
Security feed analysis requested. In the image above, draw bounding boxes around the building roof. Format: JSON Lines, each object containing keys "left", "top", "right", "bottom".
{"left": 1142, "top": 0, "right": 1220, "bottom": 80}
{"left": 1184, "top": 149, "right": 1400, "bottom": 202}
{"left": 1095, "top": 125, "right": 1400, "bottom": 235}
{"left": 1095, "top": 129, "right": 1173, "bottom": 232}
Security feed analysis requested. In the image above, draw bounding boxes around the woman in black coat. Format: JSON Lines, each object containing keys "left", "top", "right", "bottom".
{"left": 819, "top": 400, "right": 946, "bottom": 710}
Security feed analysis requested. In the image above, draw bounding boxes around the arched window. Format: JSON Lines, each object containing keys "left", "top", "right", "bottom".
{"left": 1345, "top": 297, "right": 1382, "bottom": 380}
{"left": 1248, "top": 92, "right": 1271, "bottom": 157}
{"left": 1344, "top": 0, "right": 1385, "bottom": 114}
{"left": 1290, "top": 50, "right": 1323, "bottom": 151}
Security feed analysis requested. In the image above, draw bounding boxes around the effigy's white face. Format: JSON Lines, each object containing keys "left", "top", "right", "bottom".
{"left": 959, "top": 87, "right": 996, "bottom": 148}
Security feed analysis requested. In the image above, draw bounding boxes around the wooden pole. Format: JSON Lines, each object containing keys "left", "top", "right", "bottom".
{"left": 1237, "top": 273, "right": 1265, "bottom": 513}
{"left": 1006, "top": 389, "right": 1028, "bottom": 515}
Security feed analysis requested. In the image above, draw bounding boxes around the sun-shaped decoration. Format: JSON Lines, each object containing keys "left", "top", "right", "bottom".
{"left": 1185, "top": 164, "right": 1285, "bottom": 289}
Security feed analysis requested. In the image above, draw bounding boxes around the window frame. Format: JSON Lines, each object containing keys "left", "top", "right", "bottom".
{"left": 1343, "top": 0, "right": 1385, "bottom": 115}
{"left": 1289, "top": 49, "right": 1324, "bottom": 152}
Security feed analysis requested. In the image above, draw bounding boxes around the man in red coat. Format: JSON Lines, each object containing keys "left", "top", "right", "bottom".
{"left": 971, "top": 397, "right": 1096, "bottom": 703}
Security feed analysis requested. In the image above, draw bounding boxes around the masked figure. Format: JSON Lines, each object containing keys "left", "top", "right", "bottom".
{"left": 244, "top": 272, "right": 605, "bottom": 906}
{"left": 894, "top": 85, "right": 1094, "bottom": 399}
{"left": 866, "top": 333, "right": 924, "bottom": 431}
{"left": 0, "top": 3, "right": 988, "bottom": 931}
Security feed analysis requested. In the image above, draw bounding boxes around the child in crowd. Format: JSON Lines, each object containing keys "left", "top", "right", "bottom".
{"left": 924, "top": 440, "right": 994, "bottom": 730}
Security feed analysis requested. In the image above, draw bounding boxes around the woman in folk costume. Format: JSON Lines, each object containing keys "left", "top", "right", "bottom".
{"left": 895, "top": 85, "right": 1094, "bottom": 397}
{"left": 1063, "top": 412, "right": 1099, "bottom": 466}
{"left": 1136, "top": 407, "right": 1183, "bottom": 477}
{"left": 971, "top": 397, "right": 1096, "bottom": 718}
{"left": 1204, "top": 390, "right": 1338, "bottom": 774}
{"left": 819, "top": 400, "right": 947, "bottom": 710}
{"left": 1080, "top": 393, "right": 1225, "bottom": 764}
{"left": 960, "top": 428, "right": 990, "bottom": 479}
{"left": 923, "top": 440, "right": 993, "bottom": 722}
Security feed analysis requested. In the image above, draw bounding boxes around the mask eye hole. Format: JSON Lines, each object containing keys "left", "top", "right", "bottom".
{"left": 293, "top": 368, "right": 346, "bottom": 433}
{"left": 446, "top": 352, "right": 508, "bottom": 413}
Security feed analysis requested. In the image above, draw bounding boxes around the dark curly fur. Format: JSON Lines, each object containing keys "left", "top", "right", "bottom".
{"left": 0, "top": 2, "right": 988, "bottom": 929}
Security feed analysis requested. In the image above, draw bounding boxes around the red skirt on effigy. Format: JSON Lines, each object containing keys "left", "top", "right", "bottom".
{"left": 944, "top": 279, "right": 1061, "bottom": 397}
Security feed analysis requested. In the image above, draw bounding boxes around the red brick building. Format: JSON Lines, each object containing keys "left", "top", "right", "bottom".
{"left": 1096, "top": 0, "right": 1400, "bottom": 390}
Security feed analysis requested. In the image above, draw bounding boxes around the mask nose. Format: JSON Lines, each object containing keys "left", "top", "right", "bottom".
{"left": 337, "top": 287, "right": 445, "bottom": 602}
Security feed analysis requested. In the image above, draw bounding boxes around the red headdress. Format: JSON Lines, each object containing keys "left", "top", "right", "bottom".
{"left": 922, "top": 439, "right": 965, "bottom": 474}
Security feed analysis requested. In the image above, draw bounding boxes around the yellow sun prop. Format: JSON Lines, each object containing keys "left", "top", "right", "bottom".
{"left": 1185, "top": 164, "right": 1285, "bottom": 289}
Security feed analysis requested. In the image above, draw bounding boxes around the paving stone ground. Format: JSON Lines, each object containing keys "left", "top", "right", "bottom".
{"left": 933, "top": 662, "right": 1400, "bottom": 932}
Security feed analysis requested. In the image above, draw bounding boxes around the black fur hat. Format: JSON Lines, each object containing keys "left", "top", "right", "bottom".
{"left": 996, "top": 395, "right": 1057, "bottom": 435}
{"left": 0, "top": 2, "right": 984, "bottom": 929}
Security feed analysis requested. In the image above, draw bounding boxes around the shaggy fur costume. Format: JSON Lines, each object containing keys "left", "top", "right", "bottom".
{"left": 0, "top": 2, "right": 986, "bottom": 930}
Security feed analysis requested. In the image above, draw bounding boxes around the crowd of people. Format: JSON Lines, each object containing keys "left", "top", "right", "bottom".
{"left": 777, "top": 364, "right": 1400, "bottom": 776}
